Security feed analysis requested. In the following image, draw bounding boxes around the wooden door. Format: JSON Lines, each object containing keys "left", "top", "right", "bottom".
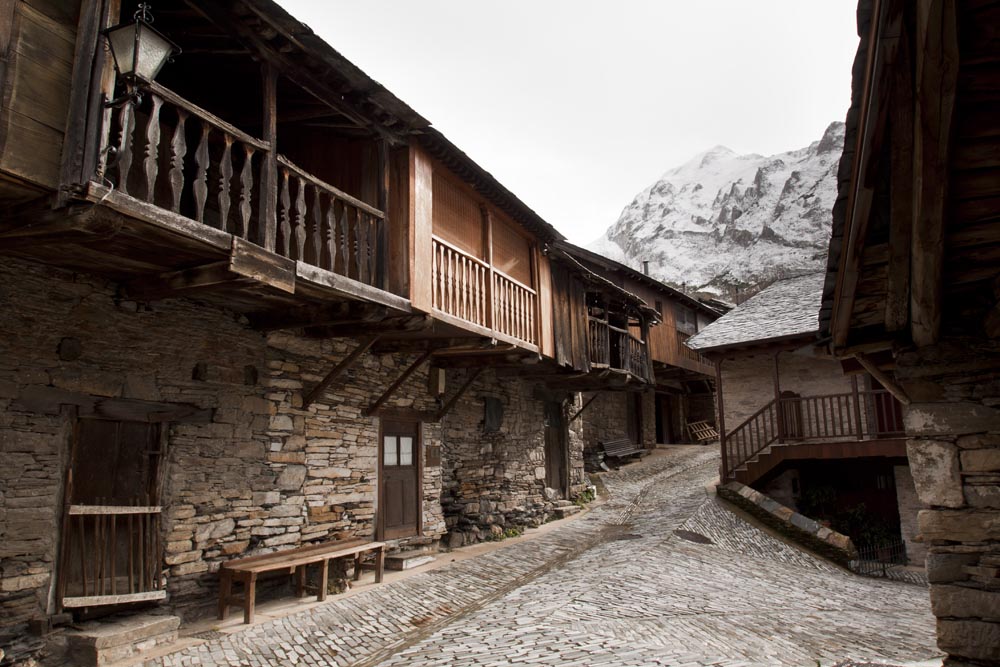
{"left": 544, "top": 402, "right": 567, "bottom": 496}
{"left": 59, "top": 418, "right": 167, "bottom": 611}
{"left": 380, "top": 420, "right": 421, "bottom": 540}
{"left": 626, "top": 393, "right": 643, "bottom": 446}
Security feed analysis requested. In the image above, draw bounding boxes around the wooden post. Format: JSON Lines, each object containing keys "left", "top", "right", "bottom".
{"left": 376, "top": 138, "right": 390, "bottom": 290}
{"left": 851, "top": 374, "right": 864, "bottom": 440}
{"left": 715, "top": 359, "right": 728, "bottom": 480}
{"left": 259, "top": 63, "right": 278, "bottom": 251}
{"left": 482, "top": 206, "right": 495, "bottom": 331}
{"left": 773, "top": 352, "right": 785, "bottom": 443}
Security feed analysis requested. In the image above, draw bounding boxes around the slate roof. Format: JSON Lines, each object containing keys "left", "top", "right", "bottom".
{"left": 685, "top": 273, "right": 825, "bottom": 352}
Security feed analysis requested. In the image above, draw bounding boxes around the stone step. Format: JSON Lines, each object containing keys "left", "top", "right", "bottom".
{"left": 552, "top": 500, "right": 576, "bottom": 508}
{"left": 385, "top": 549, "right": 437, "bottom": 571}
{"left": 66, "top": 614, "right": 180, "bottom": 667}
{"left": 552, "top": 504, "right": 581, "bottom": 519}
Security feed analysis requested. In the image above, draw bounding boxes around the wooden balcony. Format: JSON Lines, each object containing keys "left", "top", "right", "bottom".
{"left": 676, "top": 332, "right": 715, "bottom": 375}
{"left": 431, "top": 235, "right": 539, "bottom": 351}
{"left": 67, "top": 80, "right": 407, "bottom": 316}
{"left": 721, "top": 388, "right": 906, "bottom": 483}
{"left": 587, "top": 317, "right": 653, "bottom": 383}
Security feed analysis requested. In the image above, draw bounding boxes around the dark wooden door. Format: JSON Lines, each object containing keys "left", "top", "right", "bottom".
{"left": 380, "top": 420, "right": 421, "bottom": 540}
{"left": 544, "top": 402, "right": 567, "bottom": 496}
{"left": 626, "top": 393, "right": 642, "bottom": 446}
{"left": 60, "top": 418, "right": 166, "bottom": 610}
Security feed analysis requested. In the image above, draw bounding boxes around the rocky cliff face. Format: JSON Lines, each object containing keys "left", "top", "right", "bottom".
{"left": 589, "top": 122, "right": 844, "bottom": 296}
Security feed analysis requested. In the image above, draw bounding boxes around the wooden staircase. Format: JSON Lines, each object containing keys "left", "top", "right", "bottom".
{"left": 722, "top": 387, "right": 905, "bottom": 485}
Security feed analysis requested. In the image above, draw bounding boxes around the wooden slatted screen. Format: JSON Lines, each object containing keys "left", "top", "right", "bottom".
{"left": 432, "top": 173, "right": 483, "bottom": 258}
{"left": 492, "top": 217, "right": 532, "bottom": 285}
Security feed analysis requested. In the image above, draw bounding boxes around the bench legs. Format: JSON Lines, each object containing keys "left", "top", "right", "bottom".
{"left": 375, "top": 545, "right": 384, "bottom": 583}
{"left": 217, "top": 571, "right": 257, "bottom": 625}
{"left": 318, "top": 558, "right": 329, "bottom": 602}
{"left": 218, "top": 569, "right": 232, "bottom": 620}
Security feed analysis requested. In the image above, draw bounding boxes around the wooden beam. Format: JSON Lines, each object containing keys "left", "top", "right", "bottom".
{"left": 568, "top": 393, "right": 600, "bottom": 422}
{"left": 434, "top": 368, "right": 484, "bottom": 421}
{"left": 715, "top": 360, "right": 728, "bottom": 480}
{"left": 364, "top": 350, "right": 433, "bottom": 416}
{"left": 370, "top": 337, "right": 484, "bottom": 355}
{"left": 12, "top": 386, "right": 213, "bottom": 422}
{"left": 258, "top": 63, "right": 278, "bottom": 252}
{"left": 302, "top": 336, "right": 379, "bottom": 409}
{"left": 123, "top": 262, "right": 250, "bottom": 301}
{"left": 303, "top": 315, "right": 431, "bottom": 339}
{"left": 0, "top": 204, "right": 124, "bottom": 249}
{"left": 910, "top": 0, "right": 958, "bottom": 347}
{"left": 854, "top": 353, "right": 912, "bottom": 405}
{"left": 249, "top": 302, "right": 389, "bottom": 331}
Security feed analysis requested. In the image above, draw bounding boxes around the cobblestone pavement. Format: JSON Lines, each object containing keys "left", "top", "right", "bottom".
{"left": 147, "top": 447, "right": 939, "bottom": 667}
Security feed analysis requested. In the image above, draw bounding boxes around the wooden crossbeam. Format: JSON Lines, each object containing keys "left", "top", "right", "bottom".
{"left": 124, "top": 262, "right": 250, "bottom": 301}
{"left": 435, "top": 368, "right": 484, "bottom": 421}
{"left": 364, "top": 350, "right": 433, "bottom": 416}
{"left": 303, "top": 336, "right": 379, "bottom": 409}
{"left": 854, "top": 353, "right": 912, "bottom": 405}
{"left": 303, "top": 316, "right": 431, "bottom": 339}
{"left": 249, "top": 302, "right": 389, "bottom": 331}
{"left": 568, "top": 393, "right": 600, "bottom": 422}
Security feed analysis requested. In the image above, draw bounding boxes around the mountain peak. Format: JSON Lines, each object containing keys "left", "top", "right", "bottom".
{"left": 589, "top": 125, "right": 842, "bottom": 299}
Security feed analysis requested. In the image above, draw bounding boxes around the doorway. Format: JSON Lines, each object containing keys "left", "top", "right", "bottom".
{"left": 379, "top": 420, "right": 421, "bottom": 540}
{"left": 59, "top": 417, "right": 167, "bottom": 610}
{"left": 626, "top": 393, "right": 643, "bottom": 447}
{"left": 543, "top": 402, "right": 568, "bottom": 497}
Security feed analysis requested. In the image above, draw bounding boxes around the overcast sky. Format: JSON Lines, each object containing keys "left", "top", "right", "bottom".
{"left": 278, "top": 1, "right": 859, "bottom": 245}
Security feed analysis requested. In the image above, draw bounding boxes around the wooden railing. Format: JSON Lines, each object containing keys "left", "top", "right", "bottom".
{"left": 103, "top": 81, "right": 386, "bottom": 288}
{"left": 721, "top": 388, "right": 905, "bottom": 480}
{"left": 277, "top": 156, "right": 385, "bottom": 287}
{"left": 677, "top": 332, "right": 712, "bottom": 368}
{"left": 430, "top": 236, "right": 538, "bottom": 346}
{"left": 588, "top": 317, "right": 610, "bottom": 366}
{"left": 59, "top": 504, "right": 164, "bottom": 608}
{"left": 587, "top": 318, "right": 652, "bottom": 382}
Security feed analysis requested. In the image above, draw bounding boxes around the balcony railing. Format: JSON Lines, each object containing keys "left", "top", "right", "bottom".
{"left": 102, "top": 80, "right": 385, "bottom": 287}
{"left": 587, "top": 317, "right": 652, "bottom": 382}
{"left": 431, "top": 236, "right": 538, "bottom": 347}
{"left": 677, "top": 332, "right": 712, "bottom": 368}
{"left": 721, "top": 388, "right": 905, "bottom": 480}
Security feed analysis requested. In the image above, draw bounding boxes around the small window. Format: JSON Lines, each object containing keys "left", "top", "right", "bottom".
{"left": 383, "top": 436, "right": 397, "bottom": 466}
{"left": 399, "top": 437, "right": 413, "bottom": 466}
{"left": 654, "top": 300, "right": 663, "bottom": 317}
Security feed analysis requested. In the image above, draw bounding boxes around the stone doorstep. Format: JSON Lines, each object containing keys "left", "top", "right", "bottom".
{"left": 384, "top": 554, "right": 437, "bottom": 571}
{"left": 65, "top": 615, "right": 180, "bottom": 667}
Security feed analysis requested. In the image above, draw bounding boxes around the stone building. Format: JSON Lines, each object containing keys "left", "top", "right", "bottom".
{"left": 688, "top": 273, "right": 922, "bottom": 563}
{"left": 0, "top": 0, "right": 656, "bottom": 658}
{"left": 821, "top": 1, "right": 1000, "bottom": 662}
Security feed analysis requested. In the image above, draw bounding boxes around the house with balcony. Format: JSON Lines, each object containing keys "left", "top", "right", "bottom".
{"left": 0, "top": 0, "right": 663, "bottom": 651}
{"left": 686, "top": 272, "right": 922, "bottom": 564}
{"left": 543, "top": 245, "right": 721, "bottom": 465}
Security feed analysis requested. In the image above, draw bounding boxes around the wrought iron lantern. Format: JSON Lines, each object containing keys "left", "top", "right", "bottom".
{"left": 103, "top": 3, "right": 180, "bottom": 105}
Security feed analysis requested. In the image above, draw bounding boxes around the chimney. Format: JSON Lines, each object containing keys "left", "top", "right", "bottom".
{"left": 642, "top": 260, "right": 650, "bottom": 276}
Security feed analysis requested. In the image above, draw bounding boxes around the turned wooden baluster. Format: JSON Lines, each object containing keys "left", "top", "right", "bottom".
{"left": 168, "top": 108, "right": 188, "bottom": 212}
{"left": 142, "top": 94, "right": 163, "bottom": 202}
{"left": 293, "top": 176, "right": 307, "bottom": 260}
{"left": 338, "top": 203, "right": 350, "bottom": 277}
{"left": 323, "top": 197, "right": 335, "bottom": 270}
{"left": 193, "top": 121, "right": 211, "bottom": 223}
{"left": 308, "top": 187, "right": 322, "bottom": 266}
{"left": 116, "top": 101, "right": 136, "bottom": 195}
{"left": 278, "top": 168, "right": 291, "bottom": 256}
{"left": 357, "top": 212, "right": 368, "bottom": 284}
{"left": 238, "top": 145, "right": 254, "bottom": 240}
{"left": 218, "top": 134, "right": 234, "bottom": 232}
{"left": 367, "top": 217, "right": 377, "bottom": 286}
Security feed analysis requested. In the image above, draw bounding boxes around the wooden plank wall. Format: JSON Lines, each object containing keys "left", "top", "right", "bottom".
{"left": 410, "top": 146, "right": 433, "bottom": 312}
{"left": 550, "top": 265, "right": 589, "bottom": 372}
{"left": 0, "top": 0, "right": 78, "bottom": 191}
{"left": 628, "top": 282, "right": 679, "bottom": 366}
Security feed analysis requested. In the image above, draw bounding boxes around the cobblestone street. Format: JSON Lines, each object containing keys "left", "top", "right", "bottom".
{"left": 146, "top": 446, "right": 939, "bottom": 667}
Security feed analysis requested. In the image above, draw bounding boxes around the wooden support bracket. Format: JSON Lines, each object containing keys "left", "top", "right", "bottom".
{"left": 854, "top": 353, "right": 911, "bottom": 406}
{"left": 364, "top": 350, "right": 433, "bottom": 416}
{"left": 435, "top": 368, "right": 484, "bottom": 421}
{"left": 569, "top": 393, "right": 600, "bottom": 423}
{"left": 303, "top": 336, "right": 380, "bottom": 409}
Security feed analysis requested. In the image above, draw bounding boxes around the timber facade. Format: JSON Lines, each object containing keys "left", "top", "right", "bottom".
{"left": 822, "top": 0, "right": 1000, "bottom": 664}
{"left": 0, "top": 0, "right": 704, "bottom": 654}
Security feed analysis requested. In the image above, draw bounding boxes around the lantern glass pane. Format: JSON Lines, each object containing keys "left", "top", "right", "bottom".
{"left": 133, "top": 24, "right": 173, "bottom": 80}
{"left": 106, "top": 23, "right": 139, "bottom": 76}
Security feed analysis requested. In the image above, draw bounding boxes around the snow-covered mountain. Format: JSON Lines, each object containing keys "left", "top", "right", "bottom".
{"left": 590, "top": 122, "right": 844, "bottom": 297}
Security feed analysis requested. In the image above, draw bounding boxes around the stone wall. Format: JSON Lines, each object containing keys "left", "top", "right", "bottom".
{"left": 893, "top": 340, "right": 1000, "bottom": 665}
{"left": 580, "top": 390, "right": 656, "bottom": 469}
{"left": 893, "top": 464, "right": 925, "bottom": 567}
{"left": 0, "top": 257, "right": 446, "bottom": 628}
{"left": 718, "top": 347, "right": 853, "bottom": 431}
{"left": 440, "top": 371, "right": 585, "bottom": 547}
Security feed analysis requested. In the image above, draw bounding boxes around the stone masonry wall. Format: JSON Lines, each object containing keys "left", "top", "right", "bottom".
{"left": 0, "top": 257, "right": 445, "bottom": 629}
{"left": 893, "top": 464, "right": 926, "bottom": 567}
{"left": 580, "top": 390, "right": 657, "bottom": 470}
{"left": 440, "top": 371, "right": 585, "bottom": 547}
{"left": 893, "top": 339, "right": 1000, "bottom": 665}
{"left": 718, "top": 348, "right": 854, "bottom": 432}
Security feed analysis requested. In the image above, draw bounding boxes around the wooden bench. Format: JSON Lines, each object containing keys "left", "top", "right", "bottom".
{"left": 218, "top": 538, "right": 385, "bottom": 624}
{"left": 687, "top": 420, "right": 719, "bottom": 444}
{"left": 601, "top": 437, "right": 645, "bottom": 461}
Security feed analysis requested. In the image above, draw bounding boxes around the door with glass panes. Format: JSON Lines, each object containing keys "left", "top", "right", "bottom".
{"left": 379, "top": 420, "right": 421, "bottom": 539}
